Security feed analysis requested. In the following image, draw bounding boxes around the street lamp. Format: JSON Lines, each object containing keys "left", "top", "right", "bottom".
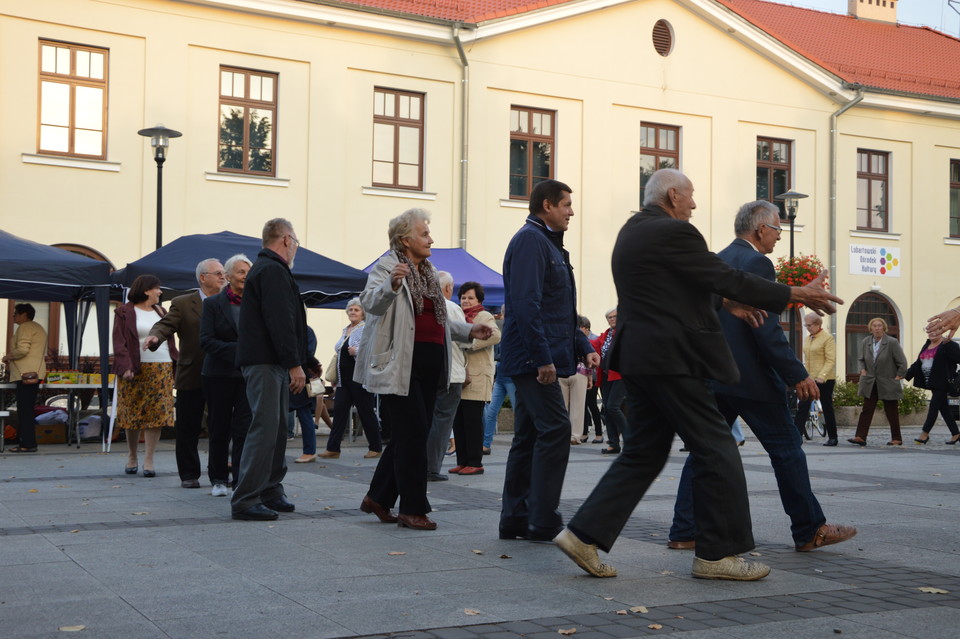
{"left": 138, "top": 124, "right": 182, "bottom": 249}
{"left": 775, "top": 189, "right": 808, "bottom": 352}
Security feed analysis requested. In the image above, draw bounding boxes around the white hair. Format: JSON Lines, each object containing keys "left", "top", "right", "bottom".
{"left": 388, "top": 208, "right": 431, "bottom": 253}
{"left": 224, "top": 253, "right": 252, "bottom": 276}
{"left": 195, "top": 258, "right": 221, "bottom": 284}
{"left": 642, "top": 168, "right": 689, "bottom": 208}
{"left": 437, "top": 271, "right": 453, "bottom": 290}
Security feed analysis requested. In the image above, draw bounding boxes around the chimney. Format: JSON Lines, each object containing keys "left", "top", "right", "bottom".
{"left": 848, "top": 0, "right": 898, "bottom": 24}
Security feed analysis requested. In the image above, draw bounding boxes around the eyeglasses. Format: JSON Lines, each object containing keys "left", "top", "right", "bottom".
{"left": 286, "top": 234, "right": 300, "bottom": 247}
{"left": 202, "top": 271, "right": 225, "bottom": 277}
{"left": 759, "top": 223, "right": 783, "bottom": 236}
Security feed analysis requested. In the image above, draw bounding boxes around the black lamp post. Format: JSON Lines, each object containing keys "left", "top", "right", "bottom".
{"left": 775, "top": 189, "right": 808, "bottom": 352}
{"left": 138, "top": 125, "right": 182, "bottom": 249}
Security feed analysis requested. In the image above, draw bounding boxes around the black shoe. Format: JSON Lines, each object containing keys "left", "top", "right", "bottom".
{"left": 526, "top": 525, "right": 563, "bottom": 542}
{"left": 142, "top": 469, "right": 156, "bottom": 478}
{"left": 601, "top": 447, "right": 621, "bottom": 455}
{"left": 263, "top": 497, "right": 295, "bottom": 512}
{"left": 233, "top": 504, "right": 279, "bottom": 521}
{"left": 181, "top": 479, "right": 201, "bottom": 489}
{"left": 946, "top": 436, "right": 960, "bottom": 445}
{"left": 915, "top": 437, "right": 930, "bottom": 445}
{"left": 125, "top": 466, "right": 138, "bottom": 475}
{"left": 499, "top": 524, "right": 529, "bottom": 540}
{"left": 426, "top": 473, "right": 449, "bottom": 482}
{"left": 823, "top": 439, "right": 838, "bottom": 447}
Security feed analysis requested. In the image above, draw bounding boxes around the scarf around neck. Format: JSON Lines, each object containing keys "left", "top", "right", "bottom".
{"left": 396, "top": 251, "right": 446, "bottom": 326}
{"left": 462, "top": 304, "right": 484, "bottom": 324}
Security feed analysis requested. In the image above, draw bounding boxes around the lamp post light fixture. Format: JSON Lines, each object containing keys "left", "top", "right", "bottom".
{"left": 138, "top": 124, "right": 182, "bottom": 249}
{"left": 775, "top": 189, "right": 808, "bottom": 353}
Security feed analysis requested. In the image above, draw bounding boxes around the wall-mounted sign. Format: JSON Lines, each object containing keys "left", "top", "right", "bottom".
{"left": 849, "top": 244, "right": 900, "bottom": 277}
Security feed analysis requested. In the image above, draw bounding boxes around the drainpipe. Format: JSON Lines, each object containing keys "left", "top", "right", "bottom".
{"left": 452, "top": 26, "right": 469, "bottom": 249}
{"left": 829, "top": 85, "right": 863, "bottom": 337}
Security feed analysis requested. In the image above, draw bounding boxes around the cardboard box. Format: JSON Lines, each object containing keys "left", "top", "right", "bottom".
{"left": 36, "top": 423, "right": 66, "bottom": 445}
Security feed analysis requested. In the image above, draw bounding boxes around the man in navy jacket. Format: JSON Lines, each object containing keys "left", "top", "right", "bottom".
{"left": 668, "top": 200, "right": 856, "bottom": 554}
{"left": 499, "top": 180, "right": 599, "bottom": 541}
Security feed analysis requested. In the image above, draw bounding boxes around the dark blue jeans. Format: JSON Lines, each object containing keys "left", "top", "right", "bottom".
{"left": 670, "top": 393, "right": 825, "bottom": 546}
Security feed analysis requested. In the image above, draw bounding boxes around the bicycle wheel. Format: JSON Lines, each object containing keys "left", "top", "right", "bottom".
{"left": 804, "top": 414, "right": 818, "bottom": 440}
{"left": 814, "top": 411, "right": 826, "bottom": 437}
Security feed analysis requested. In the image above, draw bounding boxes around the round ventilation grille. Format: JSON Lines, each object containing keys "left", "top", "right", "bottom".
{"left": 652, "top": 19, "right": 674, "bottom": 57}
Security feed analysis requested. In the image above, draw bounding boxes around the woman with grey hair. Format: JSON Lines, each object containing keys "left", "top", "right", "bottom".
{"left": 356, "top": 208, "right": 491, "bottom": 530}
{"left": 317, "top": 298, "right": 382, "bottom": 460}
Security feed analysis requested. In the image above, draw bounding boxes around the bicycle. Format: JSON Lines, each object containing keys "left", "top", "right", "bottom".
{"left": 804, "top": 398, "right": 826, "bottom": 439}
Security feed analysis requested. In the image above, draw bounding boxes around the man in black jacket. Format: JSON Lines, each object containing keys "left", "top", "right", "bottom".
{"left": 555, "top": 169, "right": 842, "bottom": 581}
{"left": 231, "top": 218, "right": 307, "bottom": 521}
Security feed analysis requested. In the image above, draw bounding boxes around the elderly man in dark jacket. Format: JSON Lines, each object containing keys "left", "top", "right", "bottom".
{"left": 231, "top": 218, "right": 307, "bottom": 521}
{"left": 499, "top": 179, "right": 599, "bottom": 542}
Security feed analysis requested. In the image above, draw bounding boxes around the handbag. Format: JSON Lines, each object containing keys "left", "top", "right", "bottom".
{"left": 305, "top": 378, "right": 326, "bottom": 398}
{"left": 947, "top": 368, "right": 960, "bottom": 397}
{"left": 20, "top": 372, "right": 40, "bottom": 385}
{"left": 324, "top": 354, "right": 338, "bottom": 384}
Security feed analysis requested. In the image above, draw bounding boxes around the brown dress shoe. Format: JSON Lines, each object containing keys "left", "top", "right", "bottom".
{"left": 667, "top": 539, "right": 695, "bottom": 550}
{"left": 458, "top": 466, "right": 484, "bottom": 475}
{"left": 397, "top": 513, "right": 437, "bottom": 530}
{"left": 360, "top": 495, "right": 398, "bottom": 523}
{"left": 363, "top": 450, "right": 381, "bottom": 459}
{"left": 796, "top": 523, "right": 857, "bottom": 552}
{"left": 318, "top": 451, "right": 340, "bottom": 459}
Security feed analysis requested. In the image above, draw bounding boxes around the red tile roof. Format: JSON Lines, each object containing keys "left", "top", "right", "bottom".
{"left": 319, "top": 0, "right": 578, "bottom": 24}
{"left": 716, "top": 0, "right": 960, "bottom": 100}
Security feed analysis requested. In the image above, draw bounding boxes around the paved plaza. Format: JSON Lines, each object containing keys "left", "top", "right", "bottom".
{"left": 2, "top": 424, "right": 959, "bottom": 639}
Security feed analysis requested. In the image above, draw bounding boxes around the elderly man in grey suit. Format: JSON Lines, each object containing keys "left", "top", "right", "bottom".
{"left": 145, "top": 258, "right": 226, "bottom": 488}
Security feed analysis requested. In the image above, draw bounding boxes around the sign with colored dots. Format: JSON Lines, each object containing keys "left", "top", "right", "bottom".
{"left": 849, "top": 244, "right": 900, "bottom": 277}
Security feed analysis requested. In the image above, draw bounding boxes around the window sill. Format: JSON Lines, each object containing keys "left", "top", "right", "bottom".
{"left": 205, "top": 172, "right": 289, "bottom": 187}
{"left": 22, "top": 153, "right": 120, "bottom": 172}
{"left": 499, "top": 198, "right": 528, "bottom": 209}
{"left": 944, "top": 237, "right": 960, "bottom": 246}
{"left": 850, "top": 230, "right": 900, "bottom": 240}
{"left": 361, "top": 186, "right": 436, "bottom": 200}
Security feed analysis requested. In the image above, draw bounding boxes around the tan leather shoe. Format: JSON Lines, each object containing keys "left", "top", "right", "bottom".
{"left": 294, "top": 454, "right": 316, "bottom": 463}
{"left": 554, "top": 528, "right": 617, "bottom": 578}
{"left": 796, "top": 523, "right": 857, "bottom": 552}
{"left": 318, "top": 451, "right": 340, "bottom": 459}
{"left": 667, "top": 539, "right": 695, "bottom": 550}
{"left": 397, "top": 513, "right": 437, "bottom": 530}
{"left": 692, "top": 556, "right": 770, "bottom": 581}
{"left": 363, "top": 451, "right": 381, "bottom": 459}
{"left": 360, "top": 495, "right": 397, "bottom": 523}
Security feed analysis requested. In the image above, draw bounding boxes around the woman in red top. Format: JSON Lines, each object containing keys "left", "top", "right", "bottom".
{"left": 592, "top": 308, "right": 626, "bottom": 455}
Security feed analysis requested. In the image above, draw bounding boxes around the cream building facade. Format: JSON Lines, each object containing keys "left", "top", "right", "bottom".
{"left": 2, "top": 0, "right": 960, "bottom": 379}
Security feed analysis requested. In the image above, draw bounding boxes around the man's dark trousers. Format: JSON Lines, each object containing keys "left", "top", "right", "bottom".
{"left": 670, "top": 394, "right": 825, "bottom": 546}
{"left": 175, "top": 388, "right": 205, "bottom": 481}
{"left": 500, "top": 374, "right": 572, "bottom": 535}
{"left": 569, "top": 375, "right": 754, "bottom": 561}
{"left": 231, "top": 364, "right": 288, "bottom": 513}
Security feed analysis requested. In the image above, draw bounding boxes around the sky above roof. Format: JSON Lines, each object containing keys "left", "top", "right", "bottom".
{"left": 787, "top": 0, "right": 960, "bottom": 37}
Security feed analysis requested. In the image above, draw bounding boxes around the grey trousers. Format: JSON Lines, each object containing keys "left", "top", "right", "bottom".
{"left": 425, "top": 383, "right": 462, "bottom": 475}
{"left": 231, "top": 364, "right": 289, "bottom": 513}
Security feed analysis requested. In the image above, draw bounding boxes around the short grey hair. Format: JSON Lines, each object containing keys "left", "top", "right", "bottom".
{"left": 346, "top": 296, "right": 362, "bottom": 310}
{"left": 605, "top": 307, "right": 617, "bottom": 319}
{"left": 642, "top": 168, "right": 689, "bottom": 208}
{"left": 388, "top": 208, "right": 431, "bottom": 253}
{"left": 224, "top": 253, "right": 252, "bottom": 276}
{"left": 195, "top": 258, "right": 221, "bottom": 284}
{"left": 262, "top": 218, "right": 293, "bottom": 247}
{"left": 437, "top": 271, "right": 453, "bottom": 290}
{"left": 734, "top": 200, "right": 780, "bottom": 237}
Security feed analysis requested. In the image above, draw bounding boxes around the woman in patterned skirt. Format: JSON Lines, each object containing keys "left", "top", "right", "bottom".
{"left": 113, "top": 274, "right": 178, "bottom": 477}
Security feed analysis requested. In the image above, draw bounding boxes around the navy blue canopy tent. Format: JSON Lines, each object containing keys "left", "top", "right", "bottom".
{"left": 364, "top": 248, "right": 504, "bottom": 307}
{"left": 112, "top": 231, "right": 369, "bottom": 307}
{"left": 0, "top": 230, "right": 113, "bottom": 441}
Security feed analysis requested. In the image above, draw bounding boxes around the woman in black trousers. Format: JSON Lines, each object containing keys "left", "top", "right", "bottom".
{"left": 906, "top": 328, "right": 960, "bottom": 444}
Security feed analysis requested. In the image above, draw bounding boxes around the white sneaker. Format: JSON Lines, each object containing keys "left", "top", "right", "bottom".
{"left": 211, "top": 483, "right": 230, "bottom": 497}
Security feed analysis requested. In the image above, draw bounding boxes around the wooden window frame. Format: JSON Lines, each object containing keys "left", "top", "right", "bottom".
{"left": 640, "top": 122, "right": 680, "bottom": 208}
{"left": 218, "top": 66, "right": 279, "bottom": 177}
{"left": 372, "top": 87, "right": 425, "bottom": 191}
{"left": 37, "top": 39, "right": 109, "bottom": 160}
{"left": 950, "top": 160, "right": 960, "bottom": 238}
{"left": 509, "top": 106, "right": 556, "bottom": 200}
{"left": 857, "top": 149, "right": 890, "bottom": 232}
{"left": 756, "top": 136, "right": 792, "bottom": 219}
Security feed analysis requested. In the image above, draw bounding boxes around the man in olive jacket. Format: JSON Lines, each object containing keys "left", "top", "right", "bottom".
{"left": 231, "top": 218, "right": 306, "bottom": 521}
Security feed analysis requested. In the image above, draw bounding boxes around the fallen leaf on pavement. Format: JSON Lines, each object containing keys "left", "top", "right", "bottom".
{"left": 131, "top": 512, "right": 149, "bottom": 516}
{"left": 630, "top": 606, "right": 648, "bottom": 613}
{"left": 499, "top": 554, "right": 512, "bottom": 559}
{"left": 616, "top": 610, "right": 627, "bottom": 615}
{"left": 28, "top": 489, "right": 39, "bottom": 493}
{"left": 464, "top": 609, "right": 480, "bottom": 616}
{"left": 558, "top": 628, "right": 576, "bottom": 635}
{"left": 58, "top": 625, "right": 86, "bottom": 632}
{"left": 323, "top": 506, "right": 333, "bottom": 510}
{"left": 69, "top": 530, "right": 80, "bottom": 533}
{"left": 749, "top": 552, "right": 762, "bottom": 556}
{"left": 602, "top": 596, "right": 614, "bottom": 600}
{"left": 648, "top": 623, "right": 663, "bottom": 630}
{"left": 388, "top": 551, "right": 406, "bottom": 556}
{"left": 658, "top": 571, "right": 674, "bottom": 575}
{"left": 933, "top": 473, "right": 942, "bottom": 477}
{"left": 919, "top": 587, "right": 949, "bottom": 594}
{"left": 471, "top": 549, "right": 484, "bottom": 555}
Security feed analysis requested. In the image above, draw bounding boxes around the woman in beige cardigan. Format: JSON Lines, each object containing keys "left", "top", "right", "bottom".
{"left": 849, "top": 317, "right": 908, "bottom": 446}
{"left": 449, "top": 282, "right": 501, "bottom": 476}
{"left": 2, "top": 303, "right": 47, "bottom": 452}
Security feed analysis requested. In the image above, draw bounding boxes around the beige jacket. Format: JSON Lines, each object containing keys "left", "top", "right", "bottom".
{"left": 8, "top": 320, "right": 47, "bottom": 380}
{"left": 460, "top": 310, "right": 501, "bottom": 402}
{"left": 802, "top": 329, "right": 836, "bottom": 382}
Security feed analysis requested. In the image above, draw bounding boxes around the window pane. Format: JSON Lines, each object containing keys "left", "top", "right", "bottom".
{"left": 660, "top": 128, "right": 676, "bottom": 151}
{"left": 511, "top": 109, "right": 521, "bottom": 132}
{"left": 39, "top": 125, "right": 69, "bottom": 152}
{"left": 249, "top": 148, "right": 272, "bottom": 173}
{"left": 219, "top": 106, "right": 245, "bottom": 145}
{"left": 871, "top": 180, "right": 886, "bottom": 228}
{"left": 532, "top": 113, "right": 542, "bottom": 135}
{"left": 397, "top": 125, "right": 419, "bottom": 164}
{"left": 250, "top": 75, "right": 262, "bottom": 101}
{"left": 772, "top": 168, "right": 788, "bottom": 202}
{"left": 219, "top": 145, "right": 242, "bottom": 170}
{"left": 41, "top": 45, "right": 56, "bottom": 73}
{"left": 384, "top": 94, "right": 395, "bottom": 117}
{"left": 660, "top": 156, "right": 677, "bottom": 169}
{"left": 532, "top": 142, "right": 551, "bottom": 179}
{"left": 233, "top": 73, "right": 244, "bottom": 99}
{"left": 516, "top": 110, "right": 528, "bottom": 133}
{"left": 76, "top": 50, "right": 90, "bottom": 78}
{"left": 510, "top": 139, "right": 528, "bottom": 175}
{"left": 56, "top": 47, "right": 70, "bottom": 74}
{"left": 857, "top": 177, "right": 868, "bottom": 210}
{"left": 373, "top": 123, "right": 394, "bottom": 162}
{"left": 952, "top": 161, "right": 960, "bottom": 183}
{"left": 772, "top": 142, "right": 788, "bottom": 163}
{"left": 541, "top": 112, "right": 551, "bottom": 134}
{"left": 640, "top": 154, "right": 656, "bottom": 184}
{"left": 509, "top": 175, "right": 528, "bottom": 198}
{"left": 221, "top": 71, "right": 232, "bottom": 96}
{"left": 374, "top": 91, "right": 385, "bottom": 117}
{"left": 950, "top": 188, "right": 960, "bottom": 235}
{"left": 74, "top": 128, "right": 102, "bottom": 156}
{"left": 399, "top": 95, "right": 410, "bottom": 119}
{"left": 75, "top": 86, "right": 103, "bottom": 130}
{"left": 41, "top": 81, "right": 70, "bottom": 126}
{"left": 90, "top": 52, "right": 104, "bottom": 80}
{"left": 373, "top": 160, "right": 393, "bottom": 184}
{"left": 756, "top": 167, "right": 770, "bottom": 201}
{"left": 398, "top": 163, "right": 418, "bottom": 187}
{"left": 261, "top": 76, "right": 274, "bottom": 102}
{"left": 249, "top": 108, "right": 273, "bottom": 150}
{"left": 641, "top": 126, "right": 653, "bottom": 149}
{"left": 758, "top": 139, "right": 770, "bottom": 161}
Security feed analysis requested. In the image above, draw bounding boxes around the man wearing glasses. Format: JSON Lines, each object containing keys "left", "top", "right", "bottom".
{"left": 145, "top": 258, "right": 226, "bottom": 488}
{"left": 232, "top": 219, "right": 307, "bottom": 521}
